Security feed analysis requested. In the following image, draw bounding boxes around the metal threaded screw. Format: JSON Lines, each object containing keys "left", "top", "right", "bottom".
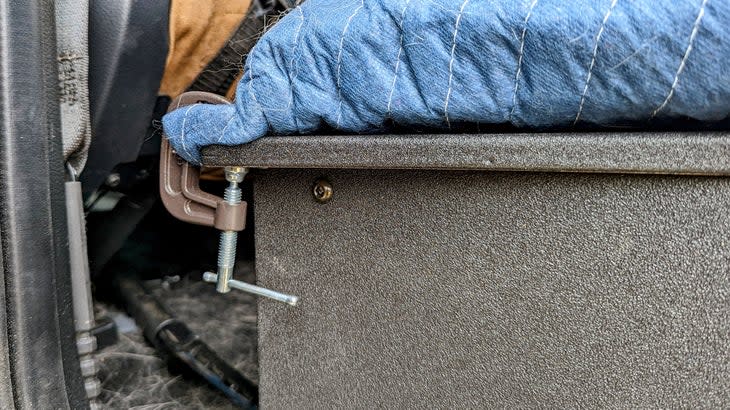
{"left": 216, "top": 167, "right": 247, "bottom": 293}
{"left": 313, "top": 179, "right": 333, "bottom": 203}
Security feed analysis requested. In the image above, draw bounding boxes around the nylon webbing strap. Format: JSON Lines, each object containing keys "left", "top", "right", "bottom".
{"left": 55, "top": 0, "right": 92, "bottom": 173}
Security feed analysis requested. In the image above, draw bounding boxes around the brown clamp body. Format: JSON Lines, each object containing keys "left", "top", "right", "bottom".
{"left": 159, "top": 91, "right": 247, "bottom": 232}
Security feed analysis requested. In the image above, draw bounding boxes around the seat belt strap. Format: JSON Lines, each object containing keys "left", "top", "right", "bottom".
{"left": 187, "top": 2, "right": 273, "bottom": 96}
{"left": 55, "top": 0, "right": 92, "bottom": 174}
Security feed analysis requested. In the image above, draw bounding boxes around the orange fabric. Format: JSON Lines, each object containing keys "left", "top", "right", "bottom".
{"left": 159, "top": 0, "right": 251, "bottom": 98}
{"left": 225, "top": 71, "right": 244, "bottom": 100}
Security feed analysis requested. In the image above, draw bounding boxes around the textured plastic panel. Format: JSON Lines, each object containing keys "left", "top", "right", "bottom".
{"left": 202, "top": 132, "right": 730, "bottom": 175}
{"left": 81, "top": 0, "right": 169, "bottom": 197}
{"left": 0, "top": 0, "right": 87, "bottom": 407}
{"left": 255, "top": 169, "right": 730, "bottom": 408}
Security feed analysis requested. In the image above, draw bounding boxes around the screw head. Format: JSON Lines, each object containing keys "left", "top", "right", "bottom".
{"left": 224, "top": 166, "right": 247, "bottom": 183}
{"left": 313, "top": 179, "right": 333, "bottom": 203}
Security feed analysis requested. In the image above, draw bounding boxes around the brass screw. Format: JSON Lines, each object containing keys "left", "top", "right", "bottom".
{"left": 313, "top": 179, "right": 333, "bottom": 203}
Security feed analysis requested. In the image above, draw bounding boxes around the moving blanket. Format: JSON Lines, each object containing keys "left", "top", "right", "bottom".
{"left": 163, "top": 0, "right": 730, "bottom": 164}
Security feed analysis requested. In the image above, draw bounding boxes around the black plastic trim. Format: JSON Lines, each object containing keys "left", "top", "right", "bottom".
{"left": 0, "top": 0, "right": 87, "bottom": 408}
{"left": 202, "top": 131, "right": 730, "bottom": 175}
{"left": 82, "top": 0, "right": 170, "bottom": 198}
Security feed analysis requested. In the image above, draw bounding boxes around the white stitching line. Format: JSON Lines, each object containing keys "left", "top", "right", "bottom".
{"left": 179, "top": 103, "right": 199, "bottom": 160}
{"left": 509, "top": 0, "right": 539, "bottom": 123}
{"left": 217, "top": 111, "right": 237, "bottom": 143}
{"left": 335, "top": 0, "right": 365, "bottom": 128}
{"left": 444, "top": 0, "right": 470, "bottom": 128}
{"left": 386, "top": 0, "right": 412, "bottom": 117}
{"left": 573, "top": 0, "right": 618, "bottom": 125}
{"left": 247, "top": 44, "right": 262, "bottom": 108}
{"left": 651, "top": 0, "right": 708, "bottom": 118}
{"left": 288, "top": 7, "right": 306, "bottom": 103}
{"left": 609, "top": 35, "right": 658, "bottom": 71}
{"left": 289, "top": 7, "right": 306, "bottom": 132}
{"left": 291, "top": 8, "right": 306, "bottom": 72}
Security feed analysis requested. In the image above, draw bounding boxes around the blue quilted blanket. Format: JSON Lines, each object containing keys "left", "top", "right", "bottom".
{"left": 163, "top": 0, "right": 730, "bottom": 164}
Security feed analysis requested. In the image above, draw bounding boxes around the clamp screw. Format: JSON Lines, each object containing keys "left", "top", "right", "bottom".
{"left": 208, "top": 166, "right": 299, "bottom": 305}
{"left": 215, "top": 167, "right": 248, "bottom": 293}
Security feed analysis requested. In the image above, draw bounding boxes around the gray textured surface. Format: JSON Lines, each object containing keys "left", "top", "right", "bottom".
{"left": 255, "top": 169, "right": 730, "bottom": 408}
{"left": 202, "top": 132, "right": 730, "bottom": 175}
{"left": 97, "top": 266, "right": 258, "bottom": 409}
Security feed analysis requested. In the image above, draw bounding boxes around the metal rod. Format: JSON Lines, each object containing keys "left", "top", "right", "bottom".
{"left": 203, "top": 272, "right": 299, "bottom": 306}
{"left": 65, "top": 176, "right": 101, "bottom": 405}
